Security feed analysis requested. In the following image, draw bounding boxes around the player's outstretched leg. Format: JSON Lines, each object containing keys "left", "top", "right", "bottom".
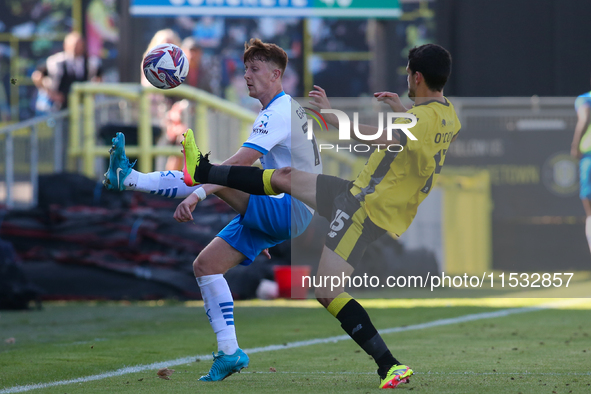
{"left": 103, "top": 132, "right": 200, "bottom": 197}
{"left": 104, "top": 132, "right": 136, "bottom": 191}
{"left": 180, "top": 129, "right": 279, "bottom": 194}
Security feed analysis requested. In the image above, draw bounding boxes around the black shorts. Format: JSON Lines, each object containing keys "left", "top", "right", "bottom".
{"left": 315, "top": 174, "right": 386, "bottom": 267}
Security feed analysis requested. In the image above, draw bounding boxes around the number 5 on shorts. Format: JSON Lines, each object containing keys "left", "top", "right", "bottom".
{"left": 330, "top": 209, "right": 351, "bottom": 232}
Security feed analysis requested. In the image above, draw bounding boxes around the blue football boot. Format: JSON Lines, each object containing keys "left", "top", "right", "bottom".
{"left": 199, "top": 349, "right": 250, "bottom": 381}
{"left": 103, "top": 132, "right": 135, "bottom": 191}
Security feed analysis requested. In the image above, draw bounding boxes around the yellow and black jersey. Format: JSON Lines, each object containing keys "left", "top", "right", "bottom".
{"left": 350, "top": 97, "right": 461, "bottom": 235}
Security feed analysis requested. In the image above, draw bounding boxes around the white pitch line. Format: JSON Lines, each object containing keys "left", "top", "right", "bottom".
{"left": 240, "top": 371, "right": 591, "bottom": 376}
{"left": 0, "top": 301, "right": 576, "bottom": 394}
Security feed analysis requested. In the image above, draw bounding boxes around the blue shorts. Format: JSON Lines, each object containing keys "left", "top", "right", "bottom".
{"left": 580, "top": 154, "right": 591, "bottom": 199}
{"left": 216, "top": 193, "right": 313, "bottom": 265}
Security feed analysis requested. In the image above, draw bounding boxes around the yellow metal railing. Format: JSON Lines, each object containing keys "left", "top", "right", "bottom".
{"left": 68, "top": 83, "right": 257, "bottom": 177}
{"left": 0, "top": 0, "right": 82, "bottom": 122}
{"left": 68, "top": 82, "right": 365, "bottom": 180}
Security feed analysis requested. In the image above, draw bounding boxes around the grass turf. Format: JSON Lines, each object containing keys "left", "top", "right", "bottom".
{"left": 1, "top": 300, "right": 590, "bottom": 393}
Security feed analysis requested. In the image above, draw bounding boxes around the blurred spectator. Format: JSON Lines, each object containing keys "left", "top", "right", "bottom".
{"left": 86, "top": 0, "right": 118, "bottom": 59}
{"left": 140, "top": 28, "right": 181, "bottom": 125}
{"left": 31, "top": 64, "right": 57, "bottom": 115}
{"left": 224, "top": 71, "right": 260, "bottom": 112}
{"left": 45, "top": 31, "right": 103, "bottom": 109}
{"left": 181, "top": 37, "right": 213, "bottom": 93}
{"left": 142, "top": 29, "right": 183, "bottom": 170}
{"left": 161, "top": 37, "right": 215, "bottom": 170}
{"left": 176, "top": 16, "right": 224, "bottom": 51}
{"left": 164, "top": 99, "right": 190, "bottom": 171}
{"left": 282, "top": 65, "right": 299, "bottom": 97}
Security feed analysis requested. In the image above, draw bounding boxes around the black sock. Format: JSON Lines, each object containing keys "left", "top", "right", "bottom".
{"left": 196, "top": 154, "right": 275, "bottom": 195}
{"left": 335, "top": 299, "right": 400, "bottom": 379}
{"left": 195, "top": 153, "right": 213, "bottom": 183}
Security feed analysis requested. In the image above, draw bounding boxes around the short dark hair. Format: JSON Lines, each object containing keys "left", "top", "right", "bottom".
{"left": 408, "top": 44, "right": 451, "bottom": 92}
{"left": 243, "top": 38, "right": 288, "bottom": 77}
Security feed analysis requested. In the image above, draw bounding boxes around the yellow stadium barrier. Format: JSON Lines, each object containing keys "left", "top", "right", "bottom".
{"left": 439, "top": 167, "right": 493, "bottom": 275}
{"left": 68, "top": 83, "right": 257, "bottom": 177}
{"left": 68, "top": 82, "right": 365, "bottom": 180}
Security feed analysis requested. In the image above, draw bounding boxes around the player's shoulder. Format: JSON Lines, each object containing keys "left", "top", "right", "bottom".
{"left": 411, "top": 97, "right": 456, "bottom": 114}
{"left": 259, "top": 107, "right": 287, "bottom": 126}
{"left": 262, "top": 95, "right": 292, "bottom": 121}
{"left": 407, "top": 100, "right": 441, "bottom": 127}
{"left": 408, "top": 97, "right": 456, "bottom": 118}
{"left": 272, "top": 93, "right": 293, "bottom": 112}
{"left": 409, "top": 98, "right": 460, "bottom": 132}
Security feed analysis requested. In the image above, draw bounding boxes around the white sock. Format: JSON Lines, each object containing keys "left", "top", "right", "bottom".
{"left": 585, "top": 217, "right": 591, "bottom": 254}
{"left": 196, "top": 274, "right": 239, "bottom": 355}
{"left": 123, "top": 170, "right": 199, "bottom": 198}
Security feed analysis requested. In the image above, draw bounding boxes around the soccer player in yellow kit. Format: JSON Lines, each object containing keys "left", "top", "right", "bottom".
{"left": 178, "top": 44, "right": 460, "bottom": 389}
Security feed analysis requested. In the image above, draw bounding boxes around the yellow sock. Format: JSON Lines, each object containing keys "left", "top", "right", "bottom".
{"left": 326, "top": 292, "right": 353, "bottom": 317}
{"left": 262, "top": 169, "right": 278, "bottom": 195}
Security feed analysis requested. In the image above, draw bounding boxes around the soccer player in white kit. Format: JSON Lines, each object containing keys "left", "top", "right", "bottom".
{"left": 104, "top": 38, "right": 321, "bottom": 381}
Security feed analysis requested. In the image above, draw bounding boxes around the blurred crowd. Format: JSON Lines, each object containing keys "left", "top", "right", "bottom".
{"left": 32, "top": 31, "right": 103, "bottom": 115}
{"left": 27, "top": 15, "right": 308, "bottom": 171}
{"left": 1, "top": 0, "right": 433, "bottom": 123}
{"left": 19, "top": 6, "right": 432, "bottom": 171}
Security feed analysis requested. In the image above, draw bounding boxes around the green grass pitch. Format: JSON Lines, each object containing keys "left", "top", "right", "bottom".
{"left": 1, "top": 299, "right": 590, "bottom": 393}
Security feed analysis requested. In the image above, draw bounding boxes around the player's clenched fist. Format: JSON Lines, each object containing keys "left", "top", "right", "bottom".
{"left": 174, "top": 193, "right": 199, "bottom": 222}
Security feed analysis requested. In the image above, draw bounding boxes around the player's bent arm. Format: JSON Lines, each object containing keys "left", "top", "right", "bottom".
{"left": 174, "top": 193, "right": 199, "bottom": 222}
{"left": 175, "top": 147, "right": 263, "bottom": 222}
{"left": 310, "top": 86, "right": 390, "bottom": 142}
{"left": 374, "top": 91, "right": 410, "bottom": 112}
{"left": 572, "top": 106, "right": 591, "bottom": 158}
{"left": 221, "top": 146, "right": 263, "bottom": 166}
{"left": 308, "top": 85, "right": 340, "bottom": 127}
{"left": 313, "top": 89, "right": 407, "bottom": 145}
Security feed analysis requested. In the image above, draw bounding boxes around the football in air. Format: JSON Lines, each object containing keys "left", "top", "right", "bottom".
{"left": 142, "top": 43, "right": 188, "bottom": 89}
